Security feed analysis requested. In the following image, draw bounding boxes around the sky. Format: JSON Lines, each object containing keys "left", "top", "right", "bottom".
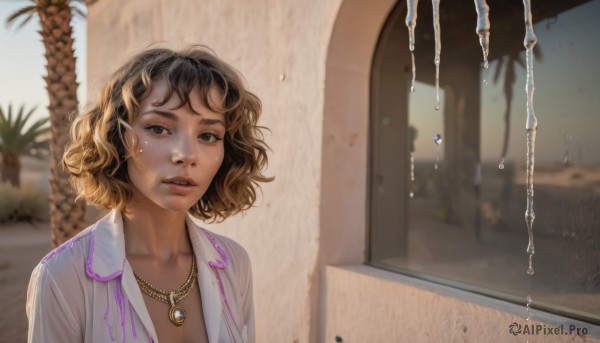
{"left": 0, "top": 1, "right": 87, "bottom": 123}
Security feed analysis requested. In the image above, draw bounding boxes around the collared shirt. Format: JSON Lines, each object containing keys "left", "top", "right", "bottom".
{"left": 26, "top": 211, "right": 254, "bottom": 343}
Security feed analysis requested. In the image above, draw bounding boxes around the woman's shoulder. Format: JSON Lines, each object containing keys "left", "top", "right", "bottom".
{"left": 191, "top": 224, "right": 252, "bottom": 276}
{"left": 28, "top": 222, "right": 96, "bottom": 319}
{"left": 205, "top": 228, "right": 250, "bottom": 263}
{"left": 40, "top": 225, "right": 93, "bottom": 269}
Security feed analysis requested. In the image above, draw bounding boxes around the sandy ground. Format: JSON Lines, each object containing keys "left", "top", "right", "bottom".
{"left": 0, "top": 159, "right": 105, "bottom": 343}
{"left": 0, "top": 222, "right": 52, "bottom": 343}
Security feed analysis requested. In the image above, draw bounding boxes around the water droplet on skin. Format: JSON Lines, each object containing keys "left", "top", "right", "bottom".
{"left": 435, "top": 104, "right": 440, "bottom": 111}
{"left": 482, "top": 79, "right": 488, "bottom": 85}
{"left": 410, "top": 192, "right": 414, "bottom": 198}
{"left": 434, "top": 163, "right": 438, "bottom": 170}
{"left": 279, "top": 74, "right": 286, "bottom": 82}
{"left": 411, "top": 85, "right": 415, "bottom": 93}
{"left": 499, "top": 158, "right": 505, "bottom": 170}
{"left": 434, "top": 134, "right": 443, "bottom": 145}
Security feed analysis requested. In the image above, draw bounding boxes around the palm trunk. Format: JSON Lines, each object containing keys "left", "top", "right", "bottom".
{"left": 38, "top": 5, "right": 86, "bottom": 247}
{"left": 1, "top": 154, "right": 20, "bottom": 187}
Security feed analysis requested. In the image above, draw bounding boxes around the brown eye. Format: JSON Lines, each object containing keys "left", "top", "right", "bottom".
{"left": 147, "top": 125, "right": 168, "bottom": 135}
{"left": 199, "top": 133, "right": 221, "bottom": 142}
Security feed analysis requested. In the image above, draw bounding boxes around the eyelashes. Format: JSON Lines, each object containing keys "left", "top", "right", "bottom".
{"left": 144, "top": 125, "right": 222, "bottom": 142}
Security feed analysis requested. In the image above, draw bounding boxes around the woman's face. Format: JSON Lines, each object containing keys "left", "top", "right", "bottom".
{"left": 125, "top": 80, "right": 226, "bottom": 213}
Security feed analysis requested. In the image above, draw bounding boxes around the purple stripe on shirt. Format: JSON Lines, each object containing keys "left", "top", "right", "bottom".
{"left": 86, "top": 230, "right": 126, "bottom": 281}
{"left": 41, "top": 234, "right": 86, "bottom": 264}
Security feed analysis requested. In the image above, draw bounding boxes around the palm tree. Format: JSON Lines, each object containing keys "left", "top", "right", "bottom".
{"left": 6, "top": 0, "right": 86, "bottom": 247}
{"left": 0, "top": 104, "right": 49, "bottom": 187}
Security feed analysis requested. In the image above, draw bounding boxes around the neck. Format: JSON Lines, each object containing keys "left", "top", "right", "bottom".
{"left": 122, "top": 202, "right": 193, "bottom": 262}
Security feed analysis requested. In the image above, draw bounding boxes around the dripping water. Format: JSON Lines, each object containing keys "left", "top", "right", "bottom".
{"left": 498, "top": 157, "right": 505, "bottom": 170}
{"left": 433, "top": 134, "right": 442, "bottom": 170}
{"left": 406, "top": 0, "right": 419, "bottom": 93}
{"left": 474, "top": 0, "right": 490, "bottom": 76}
{"left": 525, "top": 295, "right": 532, "bottom": 321}
{"left": 432, "top": 0, "right": 441, "bottom": 110}
{"left": 563, "top": 132, "right": 573, "bottom": 167}
{"left": 410, "top": 152, "right": 415, "bottom": 198}
{"left": 523, "top": 0, "right": 538, "bottom": 277}
{"left": 474, "top": 0, "right": 490, "bottom": 84}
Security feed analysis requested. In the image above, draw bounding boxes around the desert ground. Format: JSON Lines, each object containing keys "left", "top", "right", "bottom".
{"left": 0, "top": 158, "right": 105, "bottom": 343}
{"left": 0, "top": 222, "right": 51, "bottom": 343}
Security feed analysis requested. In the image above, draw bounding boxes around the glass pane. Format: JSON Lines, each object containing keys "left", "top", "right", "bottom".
{"left": 369, "top": 0, "right": 600, "bottom": 323}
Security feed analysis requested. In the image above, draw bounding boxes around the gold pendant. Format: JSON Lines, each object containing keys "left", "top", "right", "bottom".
{"left": 169, "top": 306, "right": 186, "bottom": 326}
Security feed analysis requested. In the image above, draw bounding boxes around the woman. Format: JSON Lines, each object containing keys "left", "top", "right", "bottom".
{"left": 26, "top": 46, "right": 272, "bottom": 343}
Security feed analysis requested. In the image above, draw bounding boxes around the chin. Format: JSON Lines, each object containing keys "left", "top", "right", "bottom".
{"left": 151, "top": 197, "right": 199, "bottom": 214}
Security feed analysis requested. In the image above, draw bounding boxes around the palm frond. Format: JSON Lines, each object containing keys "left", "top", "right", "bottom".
{"left": 5, "top": 5, "right": 37, "bottom": 29}
{"left": 0, "top": 104, "right": 49, "bottom": 157}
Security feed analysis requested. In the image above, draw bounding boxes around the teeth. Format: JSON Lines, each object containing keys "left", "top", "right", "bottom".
{"left": 173, "top": 181, "right": 189, "bottom": 185}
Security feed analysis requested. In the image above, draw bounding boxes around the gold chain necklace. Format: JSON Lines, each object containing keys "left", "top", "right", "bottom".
{"left": 133, "top": 254, "right": 198, "bottom": 326}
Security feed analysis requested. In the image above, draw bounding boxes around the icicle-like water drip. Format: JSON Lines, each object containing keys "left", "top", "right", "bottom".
{"left": 432, "top": 0, "right": 441, "bottom": 110}
{"left": 474, "top": 0, "right": 490, "bottom": 86}
{"left": 406, "top": 0, "right": 419, "bottom": 92}
{"left": 498, "top": 157, "right": 505, "bottom": 170}
{"left": 433, "top": 134, "right": 442, "bottom": 169}
{"left": 525, "top": 295, "right": 533, "bottom": 321}
{"left": 523, "top": 0, "right": 538, "bottom": 276}
{"left": 474, "top": 0, "right": 490, "bottom": 69}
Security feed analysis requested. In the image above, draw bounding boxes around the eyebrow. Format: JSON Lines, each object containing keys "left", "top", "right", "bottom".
{"left": 141, "top": 109, "right": 226, "bottom": 127}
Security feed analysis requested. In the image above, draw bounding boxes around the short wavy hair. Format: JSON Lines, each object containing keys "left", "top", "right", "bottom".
{"left": 63, "top": 46, "right": 272, "bottom": 222}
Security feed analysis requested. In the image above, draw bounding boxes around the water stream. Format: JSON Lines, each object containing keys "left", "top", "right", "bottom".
{"left": 433, "top": 134, "right": 442, "bottom": 170}
{"left": 406, "top": 0, "right": 419, "bottom": 93}
{"left": 523, "top": 0, "right": 538, "bottom": 277}
{"left": 432, "top": 0, "right": 442, "bottom": 110}
{"left": 474, "top": 0, "right": 490, "bottom": 69}
{"left": 410, "top": 152, "right": 415, "bottom": 198}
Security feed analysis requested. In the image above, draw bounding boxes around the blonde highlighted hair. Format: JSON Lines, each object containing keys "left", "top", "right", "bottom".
{"left": 63, "top": 46, "right": 272, "bottom": 221}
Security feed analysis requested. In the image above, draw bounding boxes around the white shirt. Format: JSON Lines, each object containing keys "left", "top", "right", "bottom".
{"left": 26, "top": 210, "right": 254, "bottom": 343}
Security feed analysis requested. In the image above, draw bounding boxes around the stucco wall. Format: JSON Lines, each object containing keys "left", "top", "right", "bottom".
{"left": 325, "top": 266, "right": 600, "bottom": 342}
{"left": 88, "top": 1, "right": 341, "bottom": 342}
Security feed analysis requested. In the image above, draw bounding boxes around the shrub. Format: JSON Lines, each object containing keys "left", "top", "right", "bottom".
{"left": 0, "top": 182, "right": 48, "bottom": 223}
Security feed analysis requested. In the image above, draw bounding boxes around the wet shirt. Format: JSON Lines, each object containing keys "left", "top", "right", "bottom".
{"left": 26, "top": 211, "right": 254, "bottom": 343}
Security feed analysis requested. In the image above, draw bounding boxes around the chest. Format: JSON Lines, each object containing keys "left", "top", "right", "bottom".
{"left": 82, "top": 270, "right": 245, "bottom": 343}
{"left": 142, "top": 286, "right": 209, "bottom": 343}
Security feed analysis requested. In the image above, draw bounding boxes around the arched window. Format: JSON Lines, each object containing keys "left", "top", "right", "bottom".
{"left": 369, "top": 0, "right": 600, "bottom": 324}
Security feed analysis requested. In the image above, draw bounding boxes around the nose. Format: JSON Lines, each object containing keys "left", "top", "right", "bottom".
{"left": 171, "top": 135, "right": 198, "bottom": 167}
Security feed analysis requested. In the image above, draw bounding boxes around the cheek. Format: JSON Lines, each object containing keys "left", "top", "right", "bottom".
{"left": 128, "top": 142, "right": 166, "bottom": 176}
{"left": 138, "top": 140, "right": 151, "bottom": 152}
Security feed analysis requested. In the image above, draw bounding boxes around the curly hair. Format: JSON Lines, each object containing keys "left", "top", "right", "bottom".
{"left": 63, "top": 46, "right": 272, "bottom": 222}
